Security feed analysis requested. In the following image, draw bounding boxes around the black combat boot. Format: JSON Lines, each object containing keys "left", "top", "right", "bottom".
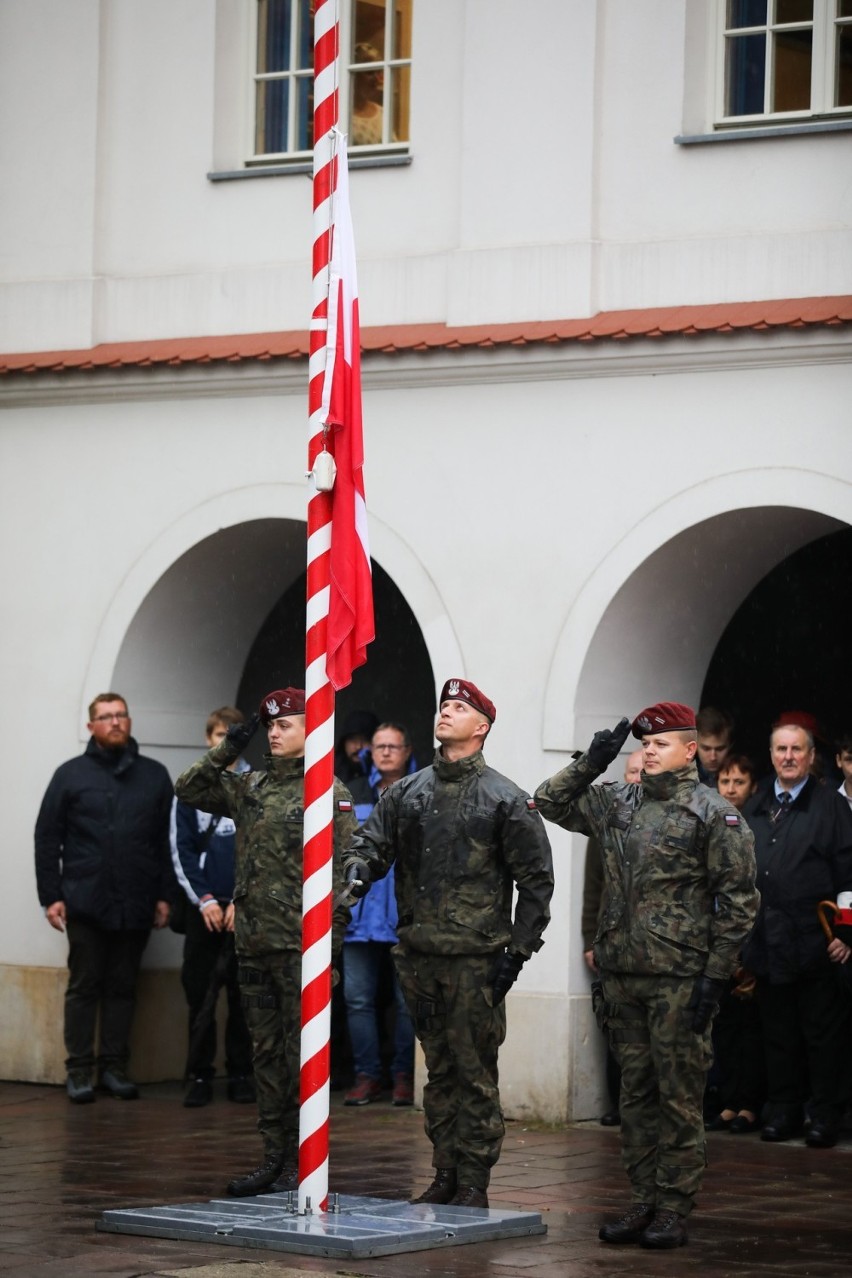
{"left": 227, "top": 1151, "right": 285, "bottom": 1197}
{"left": 410, "top": 1169, "right": 457, "bottom": 1204}
{"left": 598, "top": 1202, "right": 655, "bottom": 1243}
{"left": 449, "top": 1185, "right": 489, "bottom": 1208}
{"left": 640, "top": 1209, "right": 688, "bottom": 1249}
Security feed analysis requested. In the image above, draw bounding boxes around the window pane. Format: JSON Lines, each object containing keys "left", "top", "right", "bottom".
{"left": 297, "top": 0, "right": 313, "bottom": 70}
{"left": 256, "top": 78, "right": 289, "bottom": 154}
{"left": 725, "top": 33, "right": 766, "bottom": 113}
{"left": 296, "top": 74, "right": 313, "bottom": 149}
{"left": 773, "top": 27, "right": 812, "bottom": 109}
{"left": 728, "top": 0, "right": 767, "bottom": 29}
{"left": 840, "top": 1, "right": 852, "bottom": 18}
{"left": 350, "top": 68, "right": 385, "bottom": 144}
{"left": 258, "top": 0, "right": 292, "bottom": 74}
{"left": 391, "top": 64, "right": 410, "bottom": 141}
{"left": 837, "top": 22, "right": 852, "bottom": 104}
{"left": 393, "top": 0, "right": 413, "bottom": 59}
{"left": 354, "top": 0, "right": 387, "bottom": 53}
{"left": 775, "top": 0, "right": 812, "bottom": 22}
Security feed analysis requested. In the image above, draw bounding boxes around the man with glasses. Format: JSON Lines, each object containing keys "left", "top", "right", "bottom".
{"left": 342, "top": 722, "right": 417, "bottom": 1107}
{"left": 35, "top": 692, "right": 175, "bottom": 1104}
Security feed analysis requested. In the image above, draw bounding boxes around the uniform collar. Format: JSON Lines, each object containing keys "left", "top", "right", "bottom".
{"left": 433, "top": 747, "right": 486, "bottom": 781}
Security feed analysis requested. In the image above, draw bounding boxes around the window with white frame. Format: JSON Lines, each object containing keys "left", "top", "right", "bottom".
{"left": 718, "top": 0, "right": 852, "bottom": 124}
{"left": 251, "top": 0, "right": 412, "bottom": 162}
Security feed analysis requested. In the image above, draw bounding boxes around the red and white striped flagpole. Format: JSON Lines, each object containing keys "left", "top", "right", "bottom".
{"left": 300, "top": 0, "right": 339, "bottom": 1214}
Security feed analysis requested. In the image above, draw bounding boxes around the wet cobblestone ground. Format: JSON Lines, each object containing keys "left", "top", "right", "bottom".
{"left": 0, "top": 1079, "right": 850, "bottom": 1276}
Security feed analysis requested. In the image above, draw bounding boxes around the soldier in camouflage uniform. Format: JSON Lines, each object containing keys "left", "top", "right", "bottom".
{"left": 343, "top": 678, "right": 554, "bottom": 1209}
{"left": 174, "top": 687, "right": 357, "bottom": 1197}
{"left": 535, "top": 701, "right": 757, "bottom": 1250}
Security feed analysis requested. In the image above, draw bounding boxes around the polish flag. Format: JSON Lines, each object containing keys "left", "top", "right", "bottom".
{"left": 321, "top": 136, "right": 374, "bottom": 690}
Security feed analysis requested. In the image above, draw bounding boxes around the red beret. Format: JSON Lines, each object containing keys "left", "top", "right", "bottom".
{"left": 632, "top": 701, "right": 696, "bottom": 739}
{"left": 773, "top": 709, "right": 821, "bottom": 739}
{"left": 439, "top": 678, "right": 496, "bottom": 723}
{"left": 259, "top": 687, "right": 306, "bottom": 723}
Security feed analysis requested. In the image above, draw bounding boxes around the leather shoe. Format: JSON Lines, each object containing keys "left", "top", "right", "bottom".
{"left": 411, "top": 1169, "right": 457, "bottom": 1204}
{"left": 761, "top": 1118, "right": 802, "bottom": 1143}
{"left": 705, "top": 1113, "right": 733, "bottom": 1131}
{"left": 805, "top": 1123, "right": 839, "bottom": 1149}
{"left": 599, "top": 1109, "right": 621, "bottom": 1126}
{"left": 598, "top": 1202, "right": 654, "bottom": 1244}
{"left": 100, "top": 1068, "right": 139, "bottom": 1099}
{"left": 66, "top": 1071, "right": 95, "bottom": 1104}
{"left": 640, "top": 1209, "right": 688, "bottom": 1249}
{"left": 227, "top": 1152, "right": 284, "bottom": 1197}
{"left": 227, "top": 1075, "right": 256, "bottom": 1104}
{"left": 729, "top": 1113, "right": 761, "bottom": 1134}
{"left": 449, "top": 1186, "right": 489, "bottom": 1208}
{"left": 183, "top": 1077, "right": 213, "bottom": 1108}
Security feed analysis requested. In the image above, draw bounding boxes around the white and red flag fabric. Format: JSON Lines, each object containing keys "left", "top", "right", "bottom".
{"left": 321, "top": 136, "right": 374, "bottom": 690}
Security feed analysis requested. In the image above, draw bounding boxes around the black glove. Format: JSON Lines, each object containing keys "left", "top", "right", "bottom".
{"left": 225, "top": 712, "right": 260, "bottom": 753}
{"left": 686, "top": 974, "right": 727, "bottom": 1034}
{"left": 490, "top": 950, "right": 527, "bottom": 1006}
{"left": 344, "top": 858, "right": 371, "bottom": 900}
{"left": 586, "top": 717, "right": 631, "bottom": 773}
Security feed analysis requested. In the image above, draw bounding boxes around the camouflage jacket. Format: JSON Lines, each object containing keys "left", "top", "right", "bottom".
{"left": 534, "top": 754, "right": 758, "bottom": 981}
{"left": 174, "top": 739, "right": 357, "bottom": 959}
{"left": 342, "top": 749, "right": 554, "bottom": 958}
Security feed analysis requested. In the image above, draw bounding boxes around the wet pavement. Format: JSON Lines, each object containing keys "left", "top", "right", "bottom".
{"left": 0, "top": 1078, "right": 850, "bottom": 1276}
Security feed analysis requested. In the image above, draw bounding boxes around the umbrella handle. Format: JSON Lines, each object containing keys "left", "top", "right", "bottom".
{"left": 817, "top": 899, "right": 838, "bottom": 942}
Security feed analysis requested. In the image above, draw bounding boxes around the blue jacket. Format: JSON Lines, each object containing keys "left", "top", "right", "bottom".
{"left": 170, "top": 759, "right": 250, "bottom": 904}
{"left": 345, "top": 756, "right": 416, "bottom": 945}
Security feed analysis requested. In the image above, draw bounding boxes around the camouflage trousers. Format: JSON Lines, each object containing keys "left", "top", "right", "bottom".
{"left": 238, "top": 951, "right": 301, "bottom": 1159}
{"left": 601, "top": 972, "right": 713, "bottom": 1216}
{"left": 394, "top": 948, "right": 506, "bottom": 1190}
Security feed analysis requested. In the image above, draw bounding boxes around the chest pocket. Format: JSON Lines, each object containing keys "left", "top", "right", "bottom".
{"left": 657, "top": 811, "right": 701, "bottom": 857}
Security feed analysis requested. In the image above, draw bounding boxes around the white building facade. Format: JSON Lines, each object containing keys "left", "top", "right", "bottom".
{"left": 1, "top": 0, "right": 850, "bottom": 1121}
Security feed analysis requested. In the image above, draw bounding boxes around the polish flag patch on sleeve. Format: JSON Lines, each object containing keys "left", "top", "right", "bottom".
{"left": 526, "top": 798, "right": 537, "bottom": 810}
{"left": 724, "top": 813, "right": 740, "bottom": 826}
{"left": 338, "top": 799, "right": 353, "bottom": 812}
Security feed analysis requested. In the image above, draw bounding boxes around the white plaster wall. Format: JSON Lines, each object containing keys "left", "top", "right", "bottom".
{"left": 2, "top": 1, "right": 851, "bottom": 350}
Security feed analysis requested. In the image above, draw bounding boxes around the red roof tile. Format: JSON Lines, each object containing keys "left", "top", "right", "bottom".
{"left": 1, "top": 296, "right": 849, "bottom": 376}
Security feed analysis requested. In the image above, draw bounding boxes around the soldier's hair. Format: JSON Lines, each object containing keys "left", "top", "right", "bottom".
{"left": 88, "top": 692, "right": 128, "bottom": 720}
{"left": 372, "top": 721, "right": 411, "bottom": 747}
{"left": 675, "top": 728, "right": 698, "bottom": 745}
{"left": 770, "top": 724, "right": 814, "bottom": 751}
{"left": 696, "top": 706, "right": 734, "bottom": 739}
{"left": 206, "top": 705, "right": 245, "bottom": 735}
{"left": 717, "top": 753, "right": 757, "bottom": 781}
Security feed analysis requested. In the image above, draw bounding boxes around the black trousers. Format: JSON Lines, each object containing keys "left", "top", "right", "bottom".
{"left": 181, "top": 906, "right": 253, "bottom": 1080}
{"left": 64, "top": 919, "right": 150, "bottom": 1073}
{"left": 757, "top": 972, "right": 851, "bottom": 1127}
{"left": 712, "top": 985, "right": 766, "bottom": 1115}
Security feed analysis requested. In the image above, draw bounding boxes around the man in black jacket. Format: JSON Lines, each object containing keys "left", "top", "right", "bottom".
{"left": 35, "top": 692, "right": 175, "bottom": 1103}
{"left": 742, "top": 721, "right": 852, "bottom": 1148}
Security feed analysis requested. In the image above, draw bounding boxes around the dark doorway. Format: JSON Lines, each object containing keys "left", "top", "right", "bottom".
{"left": 237, "top": 560, "right": 436, "bottom": 771}
{"left": 701, "top": 526, "right": 851, "bottom": 778}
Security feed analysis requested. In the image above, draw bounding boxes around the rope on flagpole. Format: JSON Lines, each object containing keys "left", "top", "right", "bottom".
{"left": 300, "top": 0, "right": 339, "bottom": 1214}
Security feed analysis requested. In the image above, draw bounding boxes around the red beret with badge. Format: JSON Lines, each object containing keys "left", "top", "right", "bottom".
{"left": 631, "top": 701, "right": 696, "bottom": 739}
{"left": 439, "top": 678, "right": 496, "bottom": 724}
{"left": 259, "top": 687, "right": 306, "bottom": 723}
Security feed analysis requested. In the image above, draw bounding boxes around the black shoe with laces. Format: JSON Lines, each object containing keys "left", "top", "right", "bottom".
{"left": 639, "top": 1209, "right": 688, "bottom": 1249}
{"left": 66, "top": 1071, "right": 95, "bottom": 1104}
{"left": 100, "top": 1068, "right": 139, "bottom": 1099}
{"left": 599, "top": 1202, "right": 655, "bottom": 1244}
{"left": 410, "top": 1169, "right": 457, "bottom": 1204}
{"left": 449, "top": 1185, "right": 489, "bottom": 1208}
{"left": 227, "top": 1152, "right": 285, "bottom": 1197}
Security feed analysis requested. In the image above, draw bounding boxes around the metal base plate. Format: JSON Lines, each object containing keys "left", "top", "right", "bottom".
{"left": 99, "top": 1192, "right": 547, "bottom": 1258}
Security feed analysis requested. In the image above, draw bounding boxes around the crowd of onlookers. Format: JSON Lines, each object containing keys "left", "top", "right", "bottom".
{"left": 586, "top": 706, "right": 852, "bottom": 1149}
